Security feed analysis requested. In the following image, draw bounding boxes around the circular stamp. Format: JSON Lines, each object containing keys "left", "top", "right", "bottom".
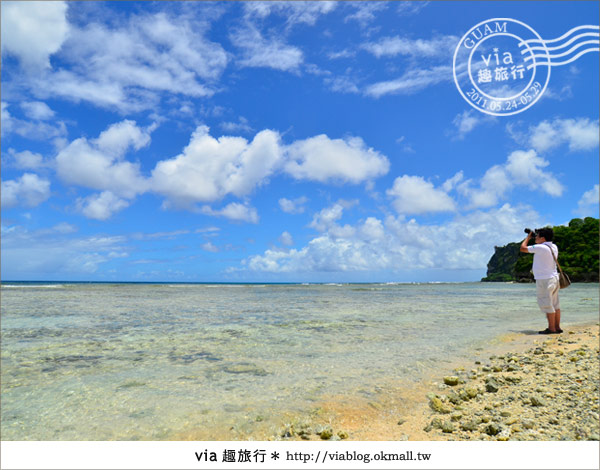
{"left": 453, "top": 18, "right": 551, "bottom": 116}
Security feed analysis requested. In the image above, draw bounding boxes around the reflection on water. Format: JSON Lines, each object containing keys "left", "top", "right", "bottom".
{"left": 1, "top": 282, "right": 598, "bottom": 440}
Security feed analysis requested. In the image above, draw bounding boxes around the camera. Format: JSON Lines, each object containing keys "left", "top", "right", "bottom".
{"left": 524, "top": 228, "right": 538, "bottom": 238}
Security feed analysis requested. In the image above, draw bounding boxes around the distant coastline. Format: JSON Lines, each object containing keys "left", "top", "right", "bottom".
{"left": 1, "top": 280, "right": 480, "bottom": 286}
{"left": 482, "top": 217, "right": 599, "bottom": 283}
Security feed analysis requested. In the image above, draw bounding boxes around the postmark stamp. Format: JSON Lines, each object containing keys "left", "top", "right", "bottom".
{"left": 453, "top": 18, "right": 599, "bottom": 116}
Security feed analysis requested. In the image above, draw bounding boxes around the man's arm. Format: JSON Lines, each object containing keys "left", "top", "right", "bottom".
{"left": 520, "top": 234, "right": 532, "bottom": 253}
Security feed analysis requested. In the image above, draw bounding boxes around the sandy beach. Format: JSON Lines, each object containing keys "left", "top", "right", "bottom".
{"left": 277, "top": 322, "right": 600, "bottom": 441}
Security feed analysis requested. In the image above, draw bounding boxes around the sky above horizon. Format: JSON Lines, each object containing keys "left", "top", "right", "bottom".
{"left": 1, "top": 1, "right": 599, "bottom": 283}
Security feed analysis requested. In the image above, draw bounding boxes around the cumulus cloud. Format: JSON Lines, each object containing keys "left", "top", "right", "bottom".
{"left": 201, "top": 242, "right": 219, "bottom": 253}
{"left": 243, "top": 203, "right": 541, "bottom": 273}
{"left": 309, "top": 203, "right": 345, "bottom": 232}
{"left": 450, "top": 110, "right": 494, "bottom": 140}
{"left": 5, "top": 149, "right": 47, "bottom": 170}
{"left": 459, "top": 150, "right": 564, "bottom": 208}
{"left": 284, "top": 134, "right": 389, "bottom": 183}
{"left": 75, "top": 191, "right": 131, "bottom": 221}
{"left": 1, "top": 1, "right": 69, "bottom": 69}
{"left": 1, "top": 102, "right": 11, "bottom": 134}
{"left": 386, "top": 175, "right": 456, "bottom": 215}
{"left": 504, "top": 150, "right": 563, "bottom": 196}
{"left": 279, "top": 231, "right": 294, "bottom": 246}
{"left": 152, "top": 127, "right": 389, "bottom": 211}
{"left": 577, "top": 185, "right": 599, "bottom": 215}
{"left": 279, "top": 196, "right": 308, "bottom": 214}
{"left": 152, "top": 126, "right": 282, "bottom": 208}
{"left": 11, "top": 121, "right": 390, "bottom": 222}
{"left": 1, "top": 173, "right": 51, "bottom": 209}
{"left": 308, "top": 200, "right": 358, "bottom": 239}
{"left": 56, "top": 120, "right": 152, "bottom": 199}
{"left": 21, "top": 101, "right": 55, "bottom": 120}
{"left": 200, "top": 202, "right": 259, "bottom": 224}
{"left": 525, "top": 118, "right": 600, "bottom": 153}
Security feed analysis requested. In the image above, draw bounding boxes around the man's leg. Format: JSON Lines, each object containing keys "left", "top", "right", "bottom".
{"left": 555, "top": 309, "right": 561, "bottom": 332}
{"left": 546, "top": 312, "right": 557, "bottom": 332}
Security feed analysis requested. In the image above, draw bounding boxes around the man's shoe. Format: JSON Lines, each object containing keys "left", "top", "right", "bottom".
{"left": 538, "top": 328, "right": 558, "bottom": 334}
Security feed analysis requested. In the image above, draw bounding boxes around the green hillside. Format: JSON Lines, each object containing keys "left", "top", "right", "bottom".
{"left": 482, "top": 217, "right": 599, "bottom": 283}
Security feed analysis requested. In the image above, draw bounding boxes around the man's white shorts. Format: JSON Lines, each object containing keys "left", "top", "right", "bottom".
{"left": 536, "top": 276, "right": 560, "bottom": 314}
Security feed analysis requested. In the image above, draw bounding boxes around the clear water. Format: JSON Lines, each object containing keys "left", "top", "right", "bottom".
{"left": 1, "top": 282, "right": 598, "bottom": 440}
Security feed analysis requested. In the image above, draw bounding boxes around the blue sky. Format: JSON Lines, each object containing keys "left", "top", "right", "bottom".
{"left": 1, "top": 1, "right": 598, "bottom": 283}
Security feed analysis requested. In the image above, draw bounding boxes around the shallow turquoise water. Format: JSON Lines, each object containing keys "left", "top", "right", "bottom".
{"left": 1, "top": 282, "right": 598, "bottom": 440}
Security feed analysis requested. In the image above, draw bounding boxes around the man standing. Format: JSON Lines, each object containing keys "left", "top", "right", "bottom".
{"left": 520, "top": 227, "right": 562, "bottom": 334}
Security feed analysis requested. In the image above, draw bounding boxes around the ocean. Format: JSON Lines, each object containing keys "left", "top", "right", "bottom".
{"left": 1, "top": 281, "right": 598, "bottom": 440}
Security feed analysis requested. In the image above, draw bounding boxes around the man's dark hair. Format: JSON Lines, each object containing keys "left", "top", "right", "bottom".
{"left": 538, "top": 227, "right": 554, "bottom": 241}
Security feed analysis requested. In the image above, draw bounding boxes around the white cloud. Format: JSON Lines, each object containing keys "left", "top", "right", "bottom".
{"left": 201, "top": 242, "right": 219, "bottom": 253}
{"left": 364, "top": 65, "right": 452, "bottom": 98}
{"left": 579, "top": 185, "right": 599, "bottom": 206}
{"left": 344, "top": 2, "right": 388, "bottom": 27}
{"left": 220, "top": 116, "right": 254, "bottom": 134}
{"left": 577, "top": 185, "right": 599, "bottom": 215}
{"left": 20, "top": 10, "right": 228, "bottom": 112}
{"left": 151, "top": 126, "right": 282, "bottom": 207}
{"left": 6, "top": 149, "right": 46, "bottom": 170}
{"left": 309, "top": 203, "right": 345, "bottom": 232}
{"left": 279, "top": 231, "right": 294, "bottom": 246}
{"left": 21, "top": 101, "right": 55, "bottom": 120}
{"left": 460, "top": 165, "right": 511, "bottom": 208}
{"left": 442, "top": 171, "right": 464, "bottom": 192}
{"left": 396, "top": 1, "right": 430, "bottom": 16}
{"left": 279, "top": 196, "right": 308, "bottom": 214}
{"left": 450, "top": 110, "right": 493, "bottom": 140}
{"left": 324, "top": 75, "right": 361, "bottom": 94}
{"left": 459, "top": 150, "right": 564, "bottom": 209}
{"left": 200, "top": 202, "right": 259, "bottom": 224}
{"left": 327, "top": 49, "right": 356, "bottom": 60}
{"left": 1, "top": 102, "right": 12, "bottom": 134}
{"left": 1, "top": 1, "right": 69, "bottom": 69}
{"left": 56, "top": 120, "right": 151, "bottom": 199}
{"left": 243, "top": 203, "right": 541, "bottom": 273}
{"left": 284, "top": 134, "right": 389, "bottom": 183}
{"left": 1, "top": 173, "right": 51, "bottom": 209}
{"left": 1, "top": 101, "right": 67, "bottom": 141}
{"left": 1, "top": 224, "right": 128, "bottom": 276}
{"left": 75, "top": 191, "right": 130, "bottom": 221}
{"left": 528, "top": 118, "right": 600, "bottom": 153}
{"left": 153, "top": 127, "right": 389, "bottom": 209}
{"left": 504, "top": 150, "right": 563, "bottom": 196}
{"left": 243, "top": 1, "right": 337, "bottom": 26}
{"left": 230, "top": 24, "right": 304, "bottom": 71}
{"left": 386, "top": 175, "right": 456, "bottom": 215}
{"left": 308, "top": 200, "right": 357, "bottom": 238}
{"left": 362, "top": 35, "right": 457, "bottom": 58}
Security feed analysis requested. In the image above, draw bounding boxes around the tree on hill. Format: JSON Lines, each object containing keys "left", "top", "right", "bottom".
{"left": 482, "top": 217, "right": 599, "bottom": 282}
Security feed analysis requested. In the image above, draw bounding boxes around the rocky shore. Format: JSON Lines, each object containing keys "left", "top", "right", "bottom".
{"left": 423, "top": 325, "right": 599, "bottom": 441}
{"left": 276, "top": 324, "right": 599, "bottom": 441}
